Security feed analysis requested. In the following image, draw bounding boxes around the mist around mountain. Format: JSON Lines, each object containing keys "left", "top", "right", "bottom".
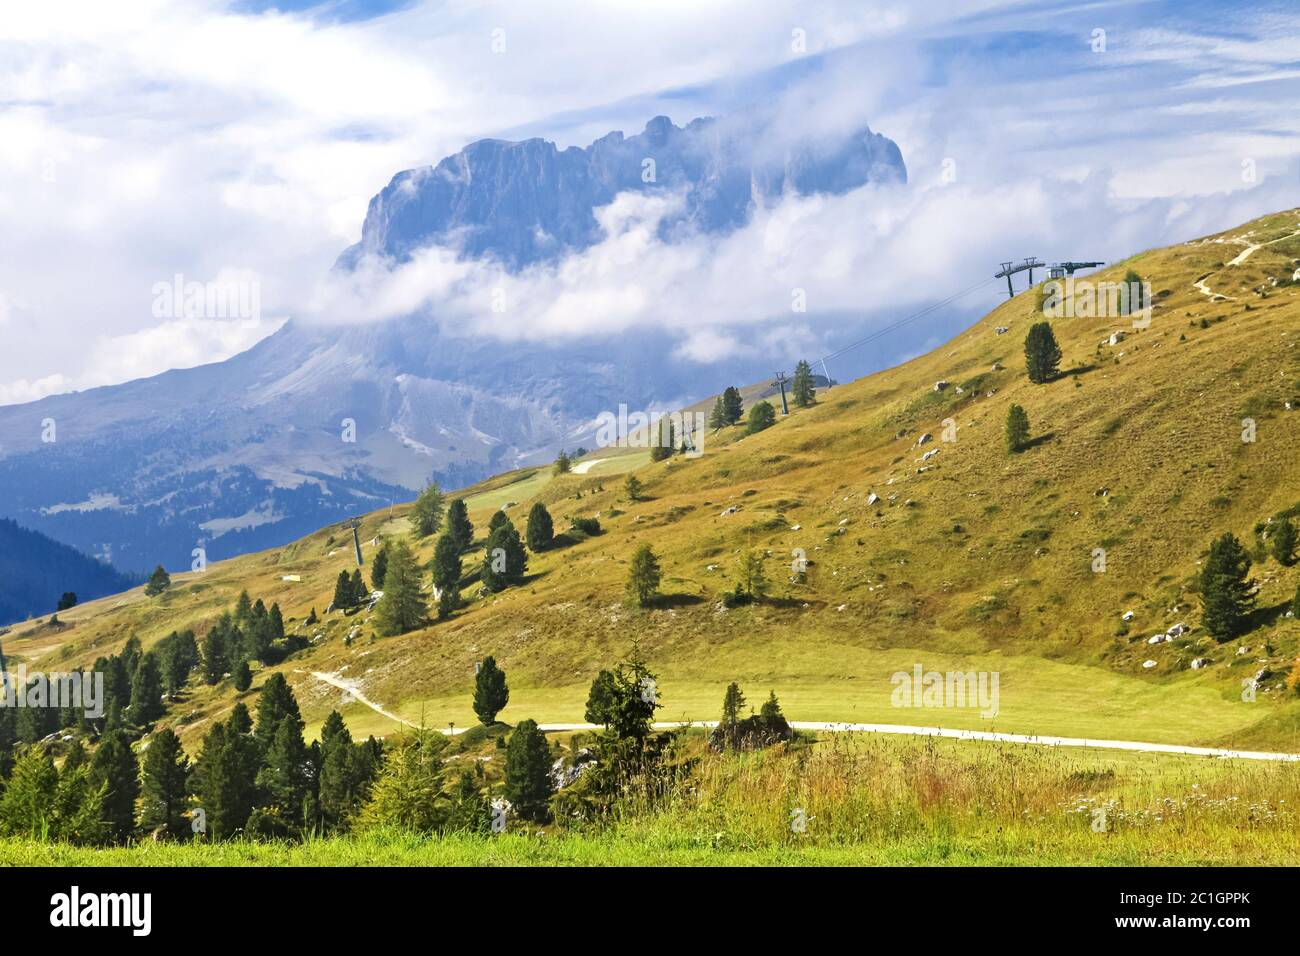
{"left": 0, "top": 114, "right": 906, "bottom": 576}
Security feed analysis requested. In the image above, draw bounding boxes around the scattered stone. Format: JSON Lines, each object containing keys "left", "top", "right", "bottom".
{"left": 934, "top": 380, "right": 949, "bottom": 392}
{"left": 866, "top": 493, "right": 879, "bottom": 505}
{"left": 1142, "top": 660, "right": 1157, "bottom": 669}
{"left": 995, "top": 326, "right": 1009, "bottom": 335}
{"left": 916, "top": 433, "right": 933, "bottom": 446}
{"left": 1121, "top": 610, "right": 1135, "bottom": 621}
{"left": 1191, "top": 658, "right": 1211, "bottom": 670}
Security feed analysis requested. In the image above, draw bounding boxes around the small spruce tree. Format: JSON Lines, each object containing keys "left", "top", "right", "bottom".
{"left": 473, "top": 656, "right": 510, "bottom": 724}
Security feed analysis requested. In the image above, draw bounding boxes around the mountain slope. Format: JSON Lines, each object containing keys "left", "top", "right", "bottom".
{"left": 0, "top": 519, "right": 138, "bottom": 625}
{"left": 15, "top": 207, "right": 1300, "bottom": 755}
{"left": 0, "top": 113, "right": 905, "bottom": 574}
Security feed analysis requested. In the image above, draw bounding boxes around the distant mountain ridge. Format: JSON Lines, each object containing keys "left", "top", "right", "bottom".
{"left": 0, "top": 113, "right": 906, "bottom": 573}
{"left": 0, "top": 518, "right": 139, "bottom": 626}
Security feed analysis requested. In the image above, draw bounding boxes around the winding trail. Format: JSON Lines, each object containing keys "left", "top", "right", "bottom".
{"left": 305, "top": 673, "right": 1299, "bottom": 762}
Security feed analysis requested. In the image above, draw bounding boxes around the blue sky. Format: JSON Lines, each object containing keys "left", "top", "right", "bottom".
{"left": 0, "top": 0, "right": 1297, "bottom": 401}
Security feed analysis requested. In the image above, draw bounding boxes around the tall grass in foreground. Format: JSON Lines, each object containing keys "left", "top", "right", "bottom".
{"left": 5, "top": 736, "right": 1300, "bottom": 865}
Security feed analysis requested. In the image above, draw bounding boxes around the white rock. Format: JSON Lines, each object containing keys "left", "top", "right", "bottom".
{"left": 1147, "top": 634, "right": 1166, "bottom": 644}
{"left": 1142, "top": 660, "right": 1157, "bottom": 668}
{"left": 916, "top": 433, "right": 933, "bottom": 446}
{"left": 1121, "top": 611, "right": 1135, "bottom": 621}
{"left": 1191, "top": 658, "right": 1211, "bottom": 670}
{"left": 866, "top": 493, "right": 879, "bottom": 505}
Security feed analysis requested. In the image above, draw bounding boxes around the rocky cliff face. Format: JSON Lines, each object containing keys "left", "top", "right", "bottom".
{"left": 0, "top": 114, "right": 905, "bottom": 573}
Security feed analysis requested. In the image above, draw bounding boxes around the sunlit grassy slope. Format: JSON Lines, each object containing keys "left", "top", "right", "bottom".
{"left": 10, "top": 208, "right": 1300, "bottom": 755}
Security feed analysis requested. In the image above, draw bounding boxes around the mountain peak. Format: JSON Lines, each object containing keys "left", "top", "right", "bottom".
{"left": 335, "top": 112, "right": 905, "bottom": 272}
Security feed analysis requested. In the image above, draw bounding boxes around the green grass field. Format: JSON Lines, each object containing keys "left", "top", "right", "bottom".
{"left": 9, "top": 734, "right": 1300, "bottom": 866}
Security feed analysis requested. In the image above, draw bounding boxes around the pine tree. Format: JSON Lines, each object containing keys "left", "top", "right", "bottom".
{"left": 553, "top": 450, "right": 572, "bottom": 475}
{"left": 792, "top": 360, "right": 816, "bottom": 407}
{"left": 720, "top": 682, "right": 746, "bottom": 727}
{"left": 526, "top": 502, "right": 554, "bottom": 551}
{"left": 481, "top": 521, "right": 527, "bottom": 593}
{"left": 437, "top": 585, "right": 459, "bottom": 620}
{"left": 0, "top": 747, "right": 58, "bottom": 837}
{"left": 1272, "top": 518, "right": 1297, "bottom": 566}
{"left": 745, "top": 400, "right": 776, "bottom": 435}
{"left": 127, "top": 653, "right": 165, "bottom": 724}
{"left": 626, "top": 543, "right": 662, "bottom": 607}
{"left": 256, "top": 715, "right": 311, "bottom": 828}
{"left": 1005, "top": 403, "right": 1030, "bottom": 453}
{"left": 144, "top": 564, "right": 171, "bottom": 596}
{"left": 447, "top": 499, "right": 474, "bottom": 551}
{"left": 255, "top": 673, "right": 303, "bottom": 743}
{"left": 332, "top": 570, "right": 354, "bottom": 611}
{"left": 53, "top": 748, "right": 107, "bottom": 845}
{"left": 268, "top": 603, "right": 285, "bottom": 641}
{"left": 318, "top": 710, "right": 371, "bottom": 832}
{"left": 232, "top": 659, "right": 252, "bottom": 692}
{"left": 431, "top": 532, "right": 463, "bottom": 593}
{"left": 350, "top": 570, "right": 367, "bottom": 606}
{"left": 473, "top": 656, "right": 509, "bottom": 725}
{"left": 759, "top": 691, "right": 783, "bottom": 720}
{"left": 446, "top": 769, "right": 491, "bottom": 834}
{"left": 722, "top": 386, "right": 744, "bottom": 425}
{"left": 373, "top": 539, "right": 428, "bottom": 636}
{"left": 235, "top": 590, "right": 253, "bottom": 624}
{"left": 356, "top": 730, "right": 447, "bottom": 833}
{"left": 623, "top": 474, "right": 643, "bottom": 502}
{"left": 707, "top": 395, "right": 727, "bottom": 430}
{"left": 138, "top": 727, "right": 190, "bottom": 838}
{"left": 90, "top": 729, "right": 139, "bottom": 843}
{"left": 370, "top": 541, "right": 390, "bottom": 588}
{"left": 488, "top": 509, "right": 509, "bottom": 534}
{"left": 410, "top": 481, "right": 446, "bottom": 538}
{"left": 649, "top": 417, "right": 674, "bottom": 462}
{"left": 737, "top": 551, "right": 768, "bottom": 598}
{"left": 191, "top": 706, "right": 259, "bottom": 839}
{"left": 504, "top": 719, "right": 553, "bottom": 822}
{"left": 1200, "top": 532, "right": 1256, "bottom": 641}
{"left": 1024, "top": 322, "right": 1062, "bottom": 384}
{"left": 201, "top": 628, "right": 228, "bottom": 685}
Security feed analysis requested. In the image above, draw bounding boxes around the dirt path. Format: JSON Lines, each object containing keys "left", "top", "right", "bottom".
{"left": 303, "top": 673, "right": 1299, "bottom": 762}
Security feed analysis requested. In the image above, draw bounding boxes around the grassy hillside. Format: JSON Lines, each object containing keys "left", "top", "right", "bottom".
{"left": 13, "top": 207, "right": 1300, "bottom": 759}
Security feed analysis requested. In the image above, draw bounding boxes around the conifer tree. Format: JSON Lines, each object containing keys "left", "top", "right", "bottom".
{"left": 1024, "top": 322, "right": 1062, "bottom": 384}
{"left": 350, "top": 569, "right": 367, "bottom": 605}
{"left": 737, "top": 550, "right": 768, "bottom": 599}
{"left": 650, "top": 417, "right": 674, "bottom": 461}
{"left": 473, "top": 656, "right": 509, "bottom": 725}
{"left": 708, "top": 395, "right": 727, "bottom": 430}
{"left": 760, "top": 691, "right": 783, "bottom": 720}
{"left": 504, "top": 719, "right": 553, "bottom": 822}
{"left": 488, "top": 509, "right": 509, "bottom": 534}
{"left": 721, "top": 682, "right": 746, "bottom": 726}
{"left": 411, "top": 481, "right": 446, "bottom": 538}
{"left": 481, "top": 521, "right": 527, "bottom": 593}
{"left": 437, "top": 585, "right": 459, "bottom": 620}
{"left": 144, "top": 564, "right": 172, "bottom": 596}
{"left": 792, "top": 359, "right": 816, "bottom": 407}
{"left": 232, "top": 659, "right": 252, "bottom": 692}
{"left": 745, "top": 400, "right": 776, "bottom": 435}
{"left": 332, "top": 570, "right": 354, "bottom": 610}
{"left": 256, "top": 715, "right": 311, "bottom": 828}
{"left": 1200, "top": 532, "right": 1256, "bottom": 641}
{"left": 127, "top": 653, "right": 165, "bottom": 724}
{"left": 191, "top": 705, "right": 259, "bottom": 839}
{"left": 525, "top": 502, "right": 554, "bottom": 551}
{"left": 138, "top": 727, "right": 190, "bottom": 838}
{"left": 722, "top": 386, "right": 744, "bottom": 425}
{"left": 268, "top": 603, "right": 285, "bottom": 641}
{"left": 201, "top": 629, "right": 228, "bottom": 685}
{"left": 0, "top": 747, "right": 58, "bottom": 837}
{"left": 356, "top": 730, "right": 447, "bottom": 833}
{"left": 373, "top": 539, "right": 428, "bottom": 636}
{"left": 255, "top": 673, "right": 303, "bottom": 743}
{"left": 447, "top": 499, "right": 474, "bottom": 552}
{"left": 623, "top": 473, "right": 643, "bottom": 502}
{"left": 370, "top": 541, "right": 389, "bottom": 589}
{"left": 235, "top": 590, "right": 253, "bottom": 623}
{"left": 1005, "top": 403, "right": 1030, "bottom": 453}
{"left": 90, "top": 729, "right": 139, "bottom": 843}
{"left": 431, "top": 532, "right": 462, "bottom": 593}
{"left": 446, "top": 769, "right": 491, "bottom": 834}
{"left": 318, "top": 710, "right": 371, "bottom": 832}
{"left": 626, "top": 543, "right": 662, "bottom": 607}
{"left": 553, "top": 450, "right": 571, "bottom": 475}
{"left": 1272, "top": 517, "right": 1297, "bottom": 566}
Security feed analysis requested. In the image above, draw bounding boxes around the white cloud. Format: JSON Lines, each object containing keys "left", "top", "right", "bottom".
{"left": 1, "top": 0, "right": 1298, "bottom": 403}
